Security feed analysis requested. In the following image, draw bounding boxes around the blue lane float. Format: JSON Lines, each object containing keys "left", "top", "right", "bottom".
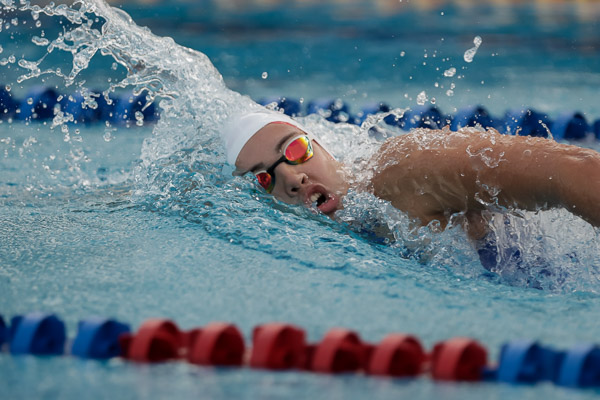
{"left": 551, "top": 112, "right": 589, "bottom": 141}
{"left": 258, "top": 96, "right": 302, "bottom": 117}
{"left": 495, "top": 340, "right": 564, "bottom": 384}
{"left": 557, "top": 344, "right": 600, "bottom": 388}
{"left": 1, "top": 311, "right": 600, "bottom": 390}
{"left": 9, "top": 312, "right": 66, "bottom": 356}
{"left": 71, "top": 317, "right": 130, "bottom": 359}
{"left": 2, "top": 87, "right": 600, "bottom": 141}
{"left": 58, "top": 92, "right": 108, "bottom": 124}
{"left": 18, "top": 86, "right": 58, "bottom": 121}
{"left": 397, "top": 105, "right": 446, "bottom": 131}
{"left": 450, "top": 105, "right": 498, "bottom": 132}
{"left": 111, "top": 92, "right": 158, "bottom": 125}
{"left": 504, "top": 109, "right": 551, "bottom": 137}
{"left": 0, "top": 315, "right": 6, "bottom": 347}
{"left": 358, "top": 102, "right": 397, "bottom": 126}
{"left": 0, "top": 88, "right": 18, "bottom": 118}
{"left": 306, "top": 98, "right": 356, "bottom": 124}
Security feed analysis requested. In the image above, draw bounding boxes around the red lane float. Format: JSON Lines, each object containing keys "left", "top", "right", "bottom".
{"left": 311, "top": 328, "right": 371, "bottom": 373}
{"left": 367, "top": 334, "right": 426, "bottom": 377}
{"left": 119, "top": 319, "right": 192, "bottom": 362}
{"left": 188, "top": 322, "right": 245, "bottom": 366}
{"left": 250, "top": 323, "right": 307, "bottom": 370}
{"left": 430, "top": 337, "right": 487, "bottom": 381}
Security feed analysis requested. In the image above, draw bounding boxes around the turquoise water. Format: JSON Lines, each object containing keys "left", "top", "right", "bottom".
{"left": 1, "top": 1, "right": 600, "bottom": 399}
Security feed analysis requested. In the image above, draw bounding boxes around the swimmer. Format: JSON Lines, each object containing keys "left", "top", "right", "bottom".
{"left": 221, "top": 109, "right": 600, "bottom": 241}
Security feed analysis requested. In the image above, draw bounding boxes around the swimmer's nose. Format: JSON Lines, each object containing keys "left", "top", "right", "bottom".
{"left": 278, "top": 164, "right": 308, "bottom": 198}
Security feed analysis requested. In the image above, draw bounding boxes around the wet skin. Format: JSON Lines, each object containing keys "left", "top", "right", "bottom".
{"left": 370, "top": 126, "right": 600, "bottom": 233}
{"left": 236, "top": 123, "right": 600, "bottom": 233}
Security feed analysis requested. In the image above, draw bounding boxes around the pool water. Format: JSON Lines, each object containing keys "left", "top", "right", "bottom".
{"left": 1, "top": 1, "right": 600, "bottom": 399}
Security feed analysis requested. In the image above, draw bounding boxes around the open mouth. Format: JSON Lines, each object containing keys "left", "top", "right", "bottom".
{"left": 309, "top": 192, "right": 328, "bottom": 208}
{"left": 306, "top": 187, "right": 339, "bottom": 215}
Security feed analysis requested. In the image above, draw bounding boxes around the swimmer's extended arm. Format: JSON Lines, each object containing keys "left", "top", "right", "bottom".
{"left": 369, "top": 128, "right": 600, "bottom": 229}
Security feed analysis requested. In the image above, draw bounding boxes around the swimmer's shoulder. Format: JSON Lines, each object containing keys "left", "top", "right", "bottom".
{"left": 374, "top": 127, "right": 455, "bottom": 165}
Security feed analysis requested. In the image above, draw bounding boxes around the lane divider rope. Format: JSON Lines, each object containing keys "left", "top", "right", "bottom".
{"left": 1, "top": 87, "right": 599, "bottom": 141}
{"left": 1, "top": 312, "right": 599, "bottom": 389}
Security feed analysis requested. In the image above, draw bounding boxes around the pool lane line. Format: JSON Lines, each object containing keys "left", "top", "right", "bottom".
{"left": 2, "top": 312, "right": 600, "bottom": 388}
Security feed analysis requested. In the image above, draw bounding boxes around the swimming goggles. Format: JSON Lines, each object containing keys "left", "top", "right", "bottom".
{"left": 255, "top": 135, "right": 314, "bottom": 193}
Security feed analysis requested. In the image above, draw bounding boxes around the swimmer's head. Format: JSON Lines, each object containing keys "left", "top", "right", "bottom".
{"left": 221, "top": 109, "right": 348, "bottom": 216}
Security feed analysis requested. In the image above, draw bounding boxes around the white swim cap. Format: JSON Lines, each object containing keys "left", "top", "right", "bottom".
{"left": 221, "top": 109, "right": 332, "bottom": 168}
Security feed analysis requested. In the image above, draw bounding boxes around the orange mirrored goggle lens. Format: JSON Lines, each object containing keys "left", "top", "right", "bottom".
{"left": 284, "top": 135, "right": 313, "bottom": 164}
{"left": 255, "top": 172, "right": 273, "bottom": 192}
{"left": 255, "top": 135, "right": 313, "bottom": 193}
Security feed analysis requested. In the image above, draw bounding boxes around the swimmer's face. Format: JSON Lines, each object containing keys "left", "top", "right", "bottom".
{"left": 235, "top": 123, "right": 348, "bottom": 217}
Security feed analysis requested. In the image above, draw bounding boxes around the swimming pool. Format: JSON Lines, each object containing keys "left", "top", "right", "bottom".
{"left": 1, "top": 0, "right": 600, "bottom": 398}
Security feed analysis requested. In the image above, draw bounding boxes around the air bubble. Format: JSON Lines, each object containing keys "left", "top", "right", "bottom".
{"left": 261, "top": 71, "right": 268, "bottom": 79}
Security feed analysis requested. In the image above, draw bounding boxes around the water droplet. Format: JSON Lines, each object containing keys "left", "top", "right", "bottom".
{"left": 464, "top": 36, "right": 482, "bottom": 63}
{"left": 135, "top": 111, "right": 144, "bottom": 126}
{"left": 444, "top": 67, "right": 456, "bottom": 77}
{"left": 261, "top": 71, "right": 268, "bottom": 79}
{"left": 26, "top": 98, "right": 33, "bottom": 105}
